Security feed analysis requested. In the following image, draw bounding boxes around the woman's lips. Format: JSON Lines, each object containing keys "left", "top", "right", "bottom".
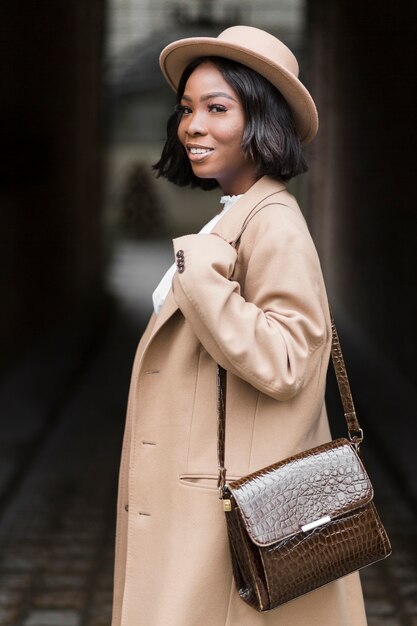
{"left": 187, "top": 147, "right": 214, "bottom": 163}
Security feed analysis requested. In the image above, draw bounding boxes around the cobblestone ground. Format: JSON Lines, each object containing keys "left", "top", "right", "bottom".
{"left": 360, "top": 449, "right": 417, "bottom": 626}
{"left": 0, "top": 313, "right": 137, "bottom": 626}
{"left": 0, "top": 240, "right": 416, "bottom": 625}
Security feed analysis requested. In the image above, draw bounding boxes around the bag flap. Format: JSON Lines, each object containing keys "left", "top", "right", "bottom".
{"left": 227, "top": 438, "right": 373, "bottom": 547}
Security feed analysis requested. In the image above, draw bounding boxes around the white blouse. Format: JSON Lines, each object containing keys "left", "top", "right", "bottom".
{"left": 152, "top": 195, "right": 242, "bottom": 315}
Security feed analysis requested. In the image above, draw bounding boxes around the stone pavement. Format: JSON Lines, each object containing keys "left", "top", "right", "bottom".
{"left": 0, "top": 305, "right": 140, "bottom": 626}
{"left": 360, "top": 447, "right": 417, "bottom": 626}
{"left": 0, "top": 239, "right": 416, "bottom": 626}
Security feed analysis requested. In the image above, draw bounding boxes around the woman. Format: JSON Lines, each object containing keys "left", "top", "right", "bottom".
{"left": 111, "top": 26, "right": 368, "bottom": 626}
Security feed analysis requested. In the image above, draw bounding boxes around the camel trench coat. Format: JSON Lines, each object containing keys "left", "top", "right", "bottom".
{"left": 111, "top": 176, "right": 367, "bottom": 626}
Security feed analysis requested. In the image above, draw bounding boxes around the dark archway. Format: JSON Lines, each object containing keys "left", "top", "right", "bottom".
{"left": 307, "top": 0, "right": 417, "bottom": 502}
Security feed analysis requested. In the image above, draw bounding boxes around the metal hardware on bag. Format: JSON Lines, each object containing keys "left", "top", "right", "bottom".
{"left": 223, "top": 499, "right": 232, "bottom": 512}
{"left": 348, "top": 427, "right": 364, "bottom": 451}
{"left": 301, "top": 515, "right": 331, "bottom": 533}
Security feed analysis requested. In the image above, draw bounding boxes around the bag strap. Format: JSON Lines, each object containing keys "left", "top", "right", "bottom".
{"left": 328, "top": 311, "right": 362, "bottom": 441}
{"left": 217, "top": 316, "right": 363, "bottom": 497}
{"left": 216, "top": 198, "right": 363, "bottom": 496}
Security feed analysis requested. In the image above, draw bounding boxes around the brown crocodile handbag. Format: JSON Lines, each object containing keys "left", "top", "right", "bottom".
{"left": 217, "top": 315, "right": 391, "bottom": 612}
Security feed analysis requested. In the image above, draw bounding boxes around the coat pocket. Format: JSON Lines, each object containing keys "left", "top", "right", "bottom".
{"left": 179, "top": 473, "right": 241, "bottom": 491}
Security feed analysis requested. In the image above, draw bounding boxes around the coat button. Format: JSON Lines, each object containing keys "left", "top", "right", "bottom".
{"left": 176, "top": 249, "right": 185, "bottom": 272}
{"left": 124, "top": 504, "right": 129, "bottom": 512}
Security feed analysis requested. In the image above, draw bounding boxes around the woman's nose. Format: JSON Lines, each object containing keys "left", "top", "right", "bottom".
{"left": 185, "top": 112, "right": 207, "bottom": 136}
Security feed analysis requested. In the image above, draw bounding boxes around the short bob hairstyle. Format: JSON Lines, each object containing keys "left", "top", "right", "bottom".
{"left": 153, "top": 56, "right": 308, "bottom": 190}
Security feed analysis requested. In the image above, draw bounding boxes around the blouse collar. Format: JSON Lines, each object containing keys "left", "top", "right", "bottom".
{"left": 219, "top": 194, "right": 243, "bottom": 213}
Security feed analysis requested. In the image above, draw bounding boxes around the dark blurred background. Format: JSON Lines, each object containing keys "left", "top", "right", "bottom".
{"left": 0, "top": 1, "right": 416, "bottom": 625}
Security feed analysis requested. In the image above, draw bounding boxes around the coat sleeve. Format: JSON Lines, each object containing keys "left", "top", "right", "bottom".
{"left": 171, "top": 207, "right": 329, "bottom": 401}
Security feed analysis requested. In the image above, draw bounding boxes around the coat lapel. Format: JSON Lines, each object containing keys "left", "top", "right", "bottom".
{"left": 212, "top": 176, "right": 286, "bottom": 243}
{"left": 144, "top": 176, "right": 287, "bottom": 350}
{"left": 147, "top": 286, "right": 179, "bottom": 343}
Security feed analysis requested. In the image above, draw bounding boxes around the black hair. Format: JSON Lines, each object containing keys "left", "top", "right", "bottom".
{"left": 153, "top": 56, "right": 307, "bottom": 190}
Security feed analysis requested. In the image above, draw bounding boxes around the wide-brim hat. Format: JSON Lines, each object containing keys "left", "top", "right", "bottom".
{"left": 159, "top": 25, "right": 318, "bottom": 144}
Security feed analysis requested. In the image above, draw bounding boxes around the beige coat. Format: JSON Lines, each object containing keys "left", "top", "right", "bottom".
{"left": 111, "top": 176, "right": 367, "bottom": 626}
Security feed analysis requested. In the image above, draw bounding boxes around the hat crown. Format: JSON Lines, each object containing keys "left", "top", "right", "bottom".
{"left": 217, "top": 26, "right": 299, "bottom": 77}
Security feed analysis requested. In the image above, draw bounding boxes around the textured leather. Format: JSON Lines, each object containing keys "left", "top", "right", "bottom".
{"left": 228, "top": 439, "right": 372, "bottom": 546}
{"left": 329, "top": 313, "right": 361, "bottom": 436}
{"left": 226, "top": 487, "right": 390, "bottom": 611}
{"left": 216, "top": 365, "right": 227, "bottom": 492}
{"left": 216, "top": 315, "right": 392, "bottom": 612}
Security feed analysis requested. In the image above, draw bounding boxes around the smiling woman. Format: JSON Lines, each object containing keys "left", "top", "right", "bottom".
{"left": 154, "top": 54, "right": 308, "bottom": 190}
{"left": 176, "top": 62, "right": 258, "bottom": 194}
{"left": 111, "top": 25, "right": 368, "bottom": 626}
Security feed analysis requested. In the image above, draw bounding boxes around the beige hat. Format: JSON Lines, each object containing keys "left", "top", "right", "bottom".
{"left": 159, "top": 25, "right": 318, "bottom": 144}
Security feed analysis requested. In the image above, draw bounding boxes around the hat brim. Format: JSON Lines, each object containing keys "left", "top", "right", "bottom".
{"left": 159, "top": 37, "right": 318, "bottom": 144}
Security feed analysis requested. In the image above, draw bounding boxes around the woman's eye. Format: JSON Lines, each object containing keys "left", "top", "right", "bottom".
{"left": 208, "top": 104, "right": 227, "bottom": 113}
{"left": 175, "top": 104, "right": 192, "bottom": 115}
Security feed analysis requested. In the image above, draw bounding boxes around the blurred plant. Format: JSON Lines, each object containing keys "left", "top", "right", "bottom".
{"left": 118, "top": 162, "right": 165, "bottom": 238}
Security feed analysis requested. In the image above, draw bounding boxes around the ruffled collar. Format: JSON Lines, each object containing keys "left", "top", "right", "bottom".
{"left": 220, "top": 194, "right": 242, "bottom": 205}
{"left": 219, "top": 194, "right": 243, "bottom": 214}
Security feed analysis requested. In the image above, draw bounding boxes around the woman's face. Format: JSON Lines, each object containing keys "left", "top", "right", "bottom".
{"left": 177, "top": 62, "right": 259, "bottom": 195}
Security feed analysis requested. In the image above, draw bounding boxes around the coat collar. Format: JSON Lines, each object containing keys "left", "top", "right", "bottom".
{"left": 146, "top": 176, "right": 287, "bottom": 345}
{"left": 211, "top": 176, "right": 287, "bottom": 243}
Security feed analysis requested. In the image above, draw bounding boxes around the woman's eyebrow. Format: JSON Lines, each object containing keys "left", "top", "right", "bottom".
{"left": 181, "top": 92, "right": 238, "bottom": 103}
